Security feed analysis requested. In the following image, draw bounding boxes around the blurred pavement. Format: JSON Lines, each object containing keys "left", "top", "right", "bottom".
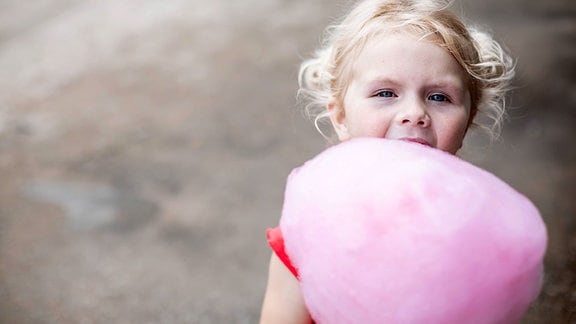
{"left": 0, "top": 0, "right": 574, "bottom": 322}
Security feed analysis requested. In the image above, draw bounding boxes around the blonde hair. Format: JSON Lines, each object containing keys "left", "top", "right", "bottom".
{"left": 298, "top": 0, "right": 515, "bottom": 140}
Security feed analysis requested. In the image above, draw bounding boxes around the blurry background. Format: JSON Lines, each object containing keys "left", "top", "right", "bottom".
{"left": 0, "top": 0, "right": 573, "bottom": 322}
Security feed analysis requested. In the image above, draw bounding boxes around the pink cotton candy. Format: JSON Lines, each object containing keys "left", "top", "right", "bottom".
{"left": 280, "top": 138, "right": 547, "bottom": 324}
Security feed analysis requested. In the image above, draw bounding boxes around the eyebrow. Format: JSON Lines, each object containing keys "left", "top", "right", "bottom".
{"left": 364, "top": 77, "right": 466, "bottom": 90}
{"left": 429, "top": 78, "right": 467, "bottom": 89}
{"left": 363, "top": 78, "right": 401, "bottom": 88}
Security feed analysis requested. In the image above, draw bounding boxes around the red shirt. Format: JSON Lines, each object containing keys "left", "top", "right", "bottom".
{"left": 266, "top": 226, "right": 299, "bottom": 279}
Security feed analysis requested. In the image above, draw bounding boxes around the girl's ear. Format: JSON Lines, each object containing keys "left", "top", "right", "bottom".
{"left": 327, "top": 97, "right": 350, "bottom": 141}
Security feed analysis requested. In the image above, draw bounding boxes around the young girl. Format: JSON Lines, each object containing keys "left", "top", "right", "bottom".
{"left": 261, "top": 0, "right": 519, "bottom": 322}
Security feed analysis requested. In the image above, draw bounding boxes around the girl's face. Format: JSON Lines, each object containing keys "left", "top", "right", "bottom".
{"left": 328, "top": 33, "right": 471, "bottom": 154}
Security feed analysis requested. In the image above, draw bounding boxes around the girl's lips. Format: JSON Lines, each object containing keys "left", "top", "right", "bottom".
{"left": 400, "top": 137, "right": 432, "bottom": 147}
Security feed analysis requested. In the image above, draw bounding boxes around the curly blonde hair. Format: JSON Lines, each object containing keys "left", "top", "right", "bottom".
{"left": 298, "top": 0, "right": 515, "bottom": 140}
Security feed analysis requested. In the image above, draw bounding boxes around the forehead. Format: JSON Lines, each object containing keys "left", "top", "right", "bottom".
{"left": 350, "top": 32, "right": 468, "bottom": 86}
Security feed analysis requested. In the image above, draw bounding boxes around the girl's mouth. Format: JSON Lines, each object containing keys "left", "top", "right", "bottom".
{"left": 400, "top": 137, "right": 432, "bottom": 148}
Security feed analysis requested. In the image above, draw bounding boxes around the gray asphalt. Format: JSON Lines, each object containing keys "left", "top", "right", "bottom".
{"left": 0, "top": 0, "right": 574, "bottom": 322}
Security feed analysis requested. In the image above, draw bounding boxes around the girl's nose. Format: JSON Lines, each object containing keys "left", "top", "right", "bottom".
{"left": 397, "top": 101, "right": 430, "bottom": 127}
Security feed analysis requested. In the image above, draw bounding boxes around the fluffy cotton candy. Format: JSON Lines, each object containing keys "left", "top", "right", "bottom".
{"left": 280, "top": 138, "right": 547, "bottom": 324}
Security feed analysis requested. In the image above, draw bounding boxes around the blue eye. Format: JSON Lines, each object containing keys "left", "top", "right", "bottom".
{"left": 376, "top": 90, "right": 396, "bottom": 98}
{"left": 429, "top": 93, "right": 449, "bottom": 102}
